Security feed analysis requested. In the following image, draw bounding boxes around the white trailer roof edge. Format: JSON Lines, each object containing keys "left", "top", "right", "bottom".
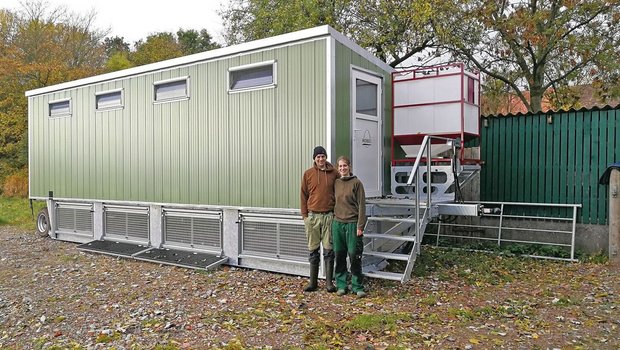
{"left": 26, "top": 25, "right": 393, "bottom": 97}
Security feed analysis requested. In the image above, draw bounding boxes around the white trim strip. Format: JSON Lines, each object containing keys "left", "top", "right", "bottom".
{"left": 326, "top": 37, "right": 334, "bottom": 159}
{"left": 153, "top": 76, "right": 190, "bottom": 86}
{"left": 29, "top": 196, "right": 302, "bottom": 215}
{"left": 94, "top": 87, "right": 123, "bottom": 96}
{"left": 228, "top": 60, "right": 275, "bottom": 72}
{"left": 326, "top": 27, "right": 393, "bottom": 72}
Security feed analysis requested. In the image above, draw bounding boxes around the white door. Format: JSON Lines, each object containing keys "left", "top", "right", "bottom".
{"left": 351, "top": 69, "right": 382, "bottom": 198}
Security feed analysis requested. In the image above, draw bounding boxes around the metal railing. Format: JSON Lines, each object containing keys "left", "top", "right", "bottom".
{"left": 428, "top": 201, "right": 582, "bottom": 261}
{"left": 406, "top": 135, "right": 459, "bottom": 251}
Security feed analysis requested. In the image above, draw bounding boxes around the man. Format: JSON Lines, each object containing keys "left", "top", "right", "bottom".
{"left": 300, "top": 146, "right": 338, "bottom": 292}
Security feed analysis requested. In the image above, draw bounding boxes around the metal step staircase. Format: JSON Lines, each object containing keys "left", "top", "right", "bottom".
{"left": 362, "top": 136, "right": 478, "bottom": 283}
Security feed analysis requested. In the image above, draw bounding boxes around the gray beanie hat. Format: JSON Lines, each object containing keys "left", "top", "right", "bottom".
{"left": 313, "top": 146, "right": 327, "bottom": 159}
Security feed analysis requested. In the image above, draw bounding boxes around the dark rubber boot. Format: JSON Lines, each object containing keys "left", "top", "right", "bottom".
{"left": 325, "top": 256, "right": 336, "bottom": 293}
{"left": 304, "top": 262, "right": 319, "bottom": 292}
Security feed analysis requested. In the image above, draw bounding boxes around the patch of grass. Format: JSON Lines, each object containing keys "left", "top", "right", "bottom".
{"left": 95, "top": 331, "right": 121, "bottom": 343}
{"left": 32, "top": 337, "right": 48, "bottom": 350}
{"left": 448, "top": 307, "right": 476, "bottom": 321}
{"left": 345, "top": 312, "right": 411, "bottom": 333}
{"left": 474, "top": 306, "right": 498, "bottom": 318}
{"left": 0, "top": 196, "right": 45, "bottom": 229}
{"left": 141, "top": 318, "right": 162, "bottom": 327}
{"left": 419, "top": 294, "right": 438, "bottom": 306}
{"left": 154, "top": 344, "right": 181, "bottom": 350}
{"left": 412, "top": 246, "right": 534, "bottom": 286}
{"left": 581, "top": 251, "right": 608, "bottom": 264}
{"left": 221, "top": 338, "right": 245, "bottom": 350}
{"left": 553, "top": 296, "right": 579, "bottom": 307}
{"left": 423, "top": 312, "right": 442, "bottom": 324}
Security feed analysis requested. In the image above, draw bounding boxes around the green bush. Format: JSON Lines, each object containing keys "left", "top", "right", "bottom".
{"left": 2, "top": 168, "right": 28, "bottom": 197}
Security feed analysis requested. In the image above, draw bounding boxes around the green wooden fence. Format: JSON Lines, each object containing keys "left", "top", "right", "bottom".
{"left": 479, "top": 106, "right": 620, "bottom": 225}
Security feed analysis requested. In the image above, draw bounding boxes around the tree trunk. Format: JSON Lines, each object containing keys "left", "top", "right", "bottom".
{"left": 529, "top": 86, "right": 543, "bottom": 113}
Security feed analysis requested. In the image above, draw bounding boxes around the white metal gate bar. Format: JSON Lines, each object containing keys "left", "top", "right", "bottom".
{"left": 430, "top": 201, "right": 582, "bottom": 261}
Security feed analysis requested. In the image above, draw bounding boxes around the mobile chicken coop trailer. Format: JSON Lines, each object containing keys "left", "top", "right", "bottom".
{"left": 28, "top": 26, "right": 483, "bottom": 282}
{"left": 27, "top": 26, "right": 395, "bottom": 275}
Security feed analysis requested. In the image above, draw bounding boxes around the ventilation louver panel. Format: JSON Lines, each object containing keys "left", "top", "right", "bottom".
{"left": 127, "top": 213, "right": 149, "bottom": 240}
{"left": 56, "top": 208, "right": 75, "bottom": 231}
{"left": 278, "top": 223, "right": 307, "bottom": 259}
{"left": 242, "top": 221, "right": 278, "bottom": 255}
{"left": 104, "top": 207, "right": 149, "bottom": 242}
{"left": 55, "top": 204, "right": 93, "bottom": 236}
{"left": 241, "top": 216, "right": 306, "bottom": 260}
{"left": 163, "top": 213, "right": 221, "bottom": 249}
{"left": 165, "top": 216, "right": 192, "bottom": 245}
{"left": 192, "top": 218, "right": 221, "bottom": 248}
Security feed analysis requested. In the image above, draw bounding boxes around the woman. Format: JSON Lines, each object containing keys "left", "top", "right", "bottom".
{"left": 332, "top": 156, "right": 367, "bottom": 297}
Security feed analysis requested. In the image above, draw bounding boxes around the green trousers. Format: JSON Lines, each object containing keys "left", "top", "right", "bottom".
{"left": 332, "top": 221, "right": 364, "bottom": 292}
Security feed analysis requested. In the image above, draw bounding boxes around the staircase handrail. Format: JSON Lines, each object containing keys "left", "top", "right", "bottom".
{"left": 405, "top": 135, "right": 458, "bottom": 242}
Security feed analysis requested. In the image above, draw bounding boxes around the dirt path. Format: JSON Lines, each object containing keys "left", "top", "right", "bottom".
{"left": 0, "top": 226, "right": 618, "bottom": 349}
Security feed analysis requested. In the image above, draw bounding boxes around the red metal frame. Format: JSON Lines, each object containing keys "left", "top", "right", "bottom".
{"left": 391, "top": 63, "right": 481, "bottom": 166}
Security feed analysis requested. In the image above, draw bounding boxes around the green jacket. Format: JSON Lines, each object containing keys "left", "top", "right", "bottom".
{"left": 334, "top": 175, "right": 366, "bottom": 230}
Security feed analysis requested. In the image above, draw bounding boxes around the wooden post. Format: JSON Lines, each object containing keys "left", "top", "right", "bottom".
{"left": 610, "top": 169, "right": 620, "bottom": 265}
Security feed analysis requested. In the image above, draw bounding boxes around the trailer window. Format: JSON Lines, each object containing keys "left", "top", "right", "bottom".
{"left": 154, "top": 77, "right": 189, "bottom": 102}
{"left": 96, "top": 89, "right": 123, "bottom": 110}
{"left": 229, "top": 61, "right": 276, "bottom": 92}
{"left": 356, "top": 79, "right": 377, "bottom": 116}
{"left": 49, "top": 99, "right": 71, "bottom": 117}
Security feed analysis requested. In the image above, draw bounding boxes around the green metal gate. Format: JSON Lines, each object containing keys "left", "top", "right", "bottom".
{"left": 479, "top": 106, "right": 620, "bottom": 224}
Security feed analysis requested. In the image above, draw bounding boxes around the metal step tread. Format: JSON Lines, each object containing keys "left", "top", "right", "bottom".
{"left": 364, "top": 270, "right": 404, "bottom": 281}
{"left": 367, "top": 216, "right": 417, "bottom": 224}
{"left": 363, "top": 251, "right": 410, "bottom": 261}
{"left": 364, "top": 233, "right": 417, "bottom": 242}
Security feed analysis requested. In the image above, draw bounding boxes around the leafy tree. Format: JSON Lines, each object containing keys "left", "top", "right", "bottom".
{"left": 103, "top": 35, "right": 130, "bottom": 57}
{"left": 103, "top": 36, "right": 132, "bottom": 71}
{"left": 220, "top": 0, "right": 346, "bottom": 44}
{"left": 130, "top": 32, "right": 184, "bottom": 66}
{"left": 219, "top": 0, "right": 439, "bottom": 67}
{"left": 0, "top": 1, "right": 107, "bottom": 188}
{"left": 125, "top": 29, "right": 221, "bottom": 67}
{"left": 105, "top": 51, "right": 133, "bottom": 71}
{"left": 177, "top": 28, "right": 220, "bottom": 54}
{"left": 437, "top": 0, "right": 620, "bottom": 113}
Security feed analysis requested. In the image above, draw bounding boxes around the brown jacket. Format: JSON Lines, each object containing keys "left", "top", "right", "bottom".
{"left": 300, "top": 161, "right": 338, "bottom": 218}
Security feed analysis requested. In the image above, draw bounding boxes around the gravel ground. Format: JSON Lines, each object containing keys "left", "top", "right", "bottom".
{"left": 0, "top": 226, "right": 618, "bottom": 349}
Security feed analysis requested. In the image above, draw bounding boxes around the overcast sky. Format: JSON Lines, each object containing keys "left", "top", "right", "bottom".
{"left": 3, "top": 0, "right": 226, "bottom": 44}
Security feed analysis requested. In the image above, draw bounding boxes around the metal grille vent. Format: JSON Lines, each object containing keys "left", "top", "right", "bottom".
{"left": 241, "top": 217, "right": 306, "bottom": 259}
{"left": 164, "top": 215, "right": 221, "bottom": 249}
{"left": 242, "top": 221, "right": 277, "bottom": 255}
{"left": 56, "top": 206, "right": 93, "bottom": 235}
{"left": 105, "top": 210, "right": 149, "bottom": 242}
{"left": 278, "top": 223, "right": 307, "bottom": 258}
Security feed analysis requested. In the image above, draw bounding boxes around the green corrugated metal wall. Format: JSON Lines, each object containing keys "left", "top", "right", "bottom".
{"left": 29, "top": 39, "right": 328, "bottom": 208}
{"left": 334, "top": 42, "right": 392, "bottom": 194}
{"left": 480, "top": 108, "right": 620, "bottom": 224}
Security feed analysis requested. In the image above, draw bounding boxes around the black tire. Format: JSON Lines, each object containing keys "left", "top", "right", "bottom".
{"left": 36, "top": 207, "right": 50, "bottom": 237}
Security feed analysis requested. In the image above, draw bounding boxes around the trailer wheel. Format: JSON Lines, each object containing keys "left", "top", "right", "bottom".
{"left": 36, "top": 207, "right": 50, "bottom": 237}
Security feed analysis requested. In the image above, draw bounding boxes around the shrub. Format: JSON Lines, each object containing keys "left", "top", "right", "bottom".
{"left": 2, "top": 168, "right": 28, "bottom": 197}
